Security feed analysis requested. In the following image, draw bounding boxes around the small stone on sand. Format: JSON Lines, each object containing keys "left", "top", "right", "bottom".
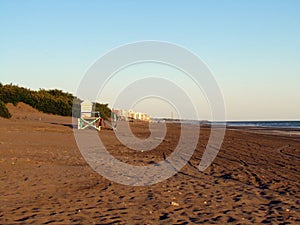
{"left": 171, "top": 201, "right": 179, "bottom": 206}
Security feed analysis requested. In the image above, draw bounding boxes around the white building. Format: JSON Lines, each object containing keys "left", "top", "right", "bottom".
{"left": 112, "top": 109, "right": 150, "bottom": 121}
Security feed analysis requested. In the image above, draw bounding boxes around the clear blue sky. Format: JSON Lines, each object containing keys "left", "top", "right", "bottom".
{"left": 1, "top": 0, "right": 299, "bottom": 120}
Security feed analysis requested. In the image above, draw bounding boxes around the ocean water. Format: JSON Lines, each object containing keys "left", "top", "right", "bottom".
{"left": 154, "top": 119, "right": 300, "bottom": 129}
{"left": 211, "top": 121, "right": 300, "bottom": 129}
{"left": 155, "top": 119, "right": 300, "bottom": 129}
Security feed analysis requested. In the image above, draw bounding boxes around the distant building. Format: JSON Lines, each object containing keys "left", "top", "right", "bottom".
{"left": 112, "top": 108, "right": 150, "bottom": 121}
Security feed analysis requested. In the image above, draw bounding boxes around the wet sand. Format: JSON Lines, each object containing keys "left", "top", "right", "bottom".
{"left": 0, "top": 103, "right": 299, "bottom": 224}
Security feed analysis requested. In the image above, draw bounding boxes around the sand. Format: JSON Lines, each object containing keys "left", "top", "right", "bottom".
{"left": 0, "top": 103, "right": 299, "bottom": 224}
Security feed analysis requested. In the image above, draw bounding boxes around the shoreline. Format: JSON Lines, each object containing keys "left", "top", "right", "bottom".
{"left": 0, "top": 103, "right": 299, "bottom": 224}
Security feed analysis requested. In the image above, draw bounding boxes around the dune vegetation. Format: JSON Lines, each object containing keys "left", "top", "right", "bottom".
{"left": 0, "top": 83, "right": 111, "bottom": 119}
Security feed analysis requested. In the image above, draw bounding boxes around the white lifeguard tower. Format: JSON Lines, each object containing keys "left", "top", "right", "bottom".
{"left": 78, "top": 100, "right": 101, "bottom": 131}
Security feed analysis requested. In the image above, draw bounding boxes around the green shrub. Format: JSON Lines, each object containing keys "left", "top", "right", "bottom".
{"left": 0, "top": 100, "right": 11, "bottom": 118}
{"left": 95, "top": 102, "right": 112, "bottom": 120}
{"left": 0, "top": 83, "right": 112, "bottom": 119}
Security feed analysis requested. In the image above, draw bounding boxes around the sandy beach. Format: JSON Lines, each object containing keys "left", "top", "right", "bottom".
{"left": 0, "top": 103, "right": 299, "bottom": 224}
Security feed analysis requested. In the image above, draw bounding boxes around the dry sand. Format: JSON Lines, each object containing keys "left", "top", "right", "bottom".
{"left": 0, "top": 103, "right": 299, "bottom": 224}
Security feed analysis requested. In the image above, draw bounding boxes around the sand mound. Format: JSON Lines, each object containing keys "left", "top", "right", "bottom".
{"left": 6, "top": 102, "right": 44, "bottom": 120}
{"left": 5, "top": 102, "right": 71, "bottom": 125}
{"left": 7, "top": 102, "right": 40, "bottom": 114}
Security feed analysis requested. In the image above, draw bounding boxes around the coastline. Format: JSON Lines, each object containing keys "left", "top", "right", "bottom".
{"left": 0, "top": 103, "right": 299, "bottom": 224}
